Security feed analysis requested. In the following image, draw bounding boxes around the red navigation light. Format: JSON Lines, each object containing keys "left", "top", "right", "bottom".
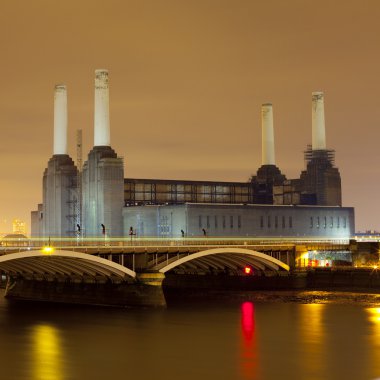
{"left": 244, "top": 266, "right": 252, "bottom": 275}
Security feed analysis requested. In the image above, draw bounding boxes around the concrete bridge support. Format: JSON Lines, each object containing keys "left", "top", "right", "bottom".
{"left": 5, "top": 276, "right": 166, "bottom": 307}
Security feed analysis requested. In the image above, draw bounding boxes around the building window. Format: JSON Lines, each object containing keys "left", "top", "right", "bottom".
{"left": 206, "top": 216, "right": 210, "bottom": 228}
{"left": 316, "top": 216, "right": 320, "bottom": 228}
{"left": 199, "top": 215, "right": 202, "bottom": 228}
{"left": 238, "top": 215, "right": 241, "bottom": 228}
{"left": 282, "top": 216, "right": 285, "bottom": 228}
{"left": 275, "top": 216, "right": 278, "bottom": 228}
{"left": 260, "top": 216, "right": 264, "bottom": 228}
{"left": 310, "top": 217, "right": 313, "bottom": 228}
{"left": 330, "top": 217, "right": 333, "bottom": 228}
{"left": 215, "top": 216, "right": 218, "bottom": 228}
{"left": 323, "top": 216, "right": 327, "bottom": 228}
{"left": 343, "top": 217, "right": 347, "bottom": 228}
{"left": 267, "top": 216, "right": 271, "bottom": 228}
{"left": 289, "top": 216, "right": 293, "bottom": 228}
{"left": 337, "top": 217, "right": 340, "bottom": 228}
{"left": 230, "top": 216, "right": 233, "bottom": 228}
{"left": 222, "top": 216, "right": 226, "bottom": 229}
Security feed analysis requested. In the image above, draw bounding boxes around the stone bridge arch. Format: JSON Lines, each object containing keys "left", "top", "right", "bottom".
{"left": 154, "top": 247, "right": 290, "bottom": 273}
{"left": 0, "top": 249, "right": 136, "bottom": 282}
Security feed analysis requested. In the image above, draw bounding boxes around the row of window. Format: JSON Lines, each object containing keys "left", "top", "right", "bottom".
{"left": 260, "top": 215, "right": 293, "bottom": 229}
{"left": 199, "top": 215, "right": 242, "bottom": 229}
{"left": 310, "top": 216, "right": 347, "bottom": 229}
{"left": 159, "top": 215, "right": 170, "bottom": 235}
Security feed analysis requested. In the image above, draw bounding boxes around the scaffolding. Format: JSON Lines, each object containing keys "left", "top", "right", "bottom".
{"left": 304, "top": 144, "right": 335, "bottom": 166}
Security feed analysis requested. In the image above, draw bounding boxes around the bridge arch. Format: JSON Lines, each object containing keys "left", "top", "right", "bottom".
{"left": 156, "top": 247, "right": 290, "bottom": 273}
{"left": 0, "top": 249, "right": 136, "bottom": 281}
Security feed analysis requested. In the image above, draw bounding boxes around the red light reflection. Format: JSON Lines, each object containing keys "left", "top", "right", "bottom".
{"left": 240, "top": 301, "right": 258, "bottom": 379}
{"left": 241, "top": 301, "right": 254, "bottom": 341}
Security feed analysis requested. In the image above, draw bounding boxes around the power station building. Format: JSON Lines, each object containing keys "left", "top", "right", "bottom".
{"left": 32, "top": 70, "right": 124, "bottom": 238}
{"left": 31, "top": 71, "right": 354, "bottom": 240}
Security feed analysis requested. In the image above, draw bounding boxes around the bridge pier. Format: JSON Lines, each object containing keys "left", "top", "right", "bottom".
{"left": 5, "top": 273, "right": 167, "bottom": 308}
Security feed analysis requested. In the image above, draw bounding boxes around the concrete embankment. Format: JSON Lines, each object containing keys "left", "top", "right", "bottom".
{"left": 163, "top": 268, "right": 380, "bottom": 293}
{"left": 4, "top": 268, "right": 380, "bottom": 308}
{"left": 306, "top": 267, "right": 380, "bottom": 290}
{"left": 5, "top": 275, "right": 166, "bottom": 307}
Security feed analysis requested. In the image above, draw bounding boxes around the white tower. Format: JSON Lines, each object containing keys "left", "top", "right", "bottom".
{"left": 53, "top": 84, "right": 68, "bottom": 155}
{"left": 41, "top": 84, "right": 78, "bottom": 237}
{"left": 261, "top": 103, "right": 275, "bottom": 165}
{"left": 312, "top": 92, "right": 327, "bottom": 150}
{"left": 82, "top": 69, "right": 124, "bottom": 237}
{"left": 94, "top": 69, "right": 111, "bottom": 147}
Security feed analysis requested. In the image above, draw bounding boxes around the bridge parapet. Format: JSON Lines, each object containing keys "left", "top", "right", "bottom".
{"left": 0, "top": 236, "right": 351, "bottom": 249}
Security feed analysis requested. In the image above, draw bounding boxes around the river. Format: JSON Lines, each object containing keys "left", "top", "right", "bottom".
{"left": 0, "top": 289, "right": 380, "bottom": 380}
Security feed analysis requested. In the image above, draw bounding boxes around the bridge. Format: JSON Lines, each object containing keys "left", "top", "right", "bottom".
{"left": 0, "top": 237, "right": 351, "bottom": 306}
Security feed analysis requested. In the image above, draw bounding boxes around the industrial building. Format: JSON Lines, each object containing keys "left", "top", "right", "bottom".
{"left": 123, "top": 203, "right": 354, "bottom": 238}
{"left": 31, "top": 71, "right": 353, "bottom": 241}
{"left": 32, "top": 70, "right": 124, "bottom": 238}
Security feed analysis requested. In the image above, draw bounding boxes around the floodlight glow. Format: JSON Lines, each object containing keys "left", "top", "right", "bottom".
{"left": 42, "top": 246, "right": 54, "bottom": 254}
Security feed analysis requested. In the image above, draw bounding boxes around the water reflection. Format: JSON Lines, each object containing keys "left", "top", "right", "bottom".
{"left": 31, "top": 324, "right": 64, "bottom": 380}
{"left": 366, "top": 308, "right": 380, "bottom": 378}
{"left": 240, "top": 302, "right": 258, "bottom": 379}
{"left": 367, "top": 308, "right": 380, "bottom": 325}
{"left": 298, "top": 304, "right": 326, "bottom": 377}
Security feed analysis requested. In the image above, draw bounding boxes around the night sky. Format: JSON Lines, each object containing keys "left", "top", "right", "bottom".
{"left": 0, "top": 0, "right": 379, "bottom": 232}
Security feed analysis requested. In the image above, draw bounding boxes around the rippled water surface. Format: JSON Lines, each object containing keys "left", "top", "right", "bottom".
{"left": 1, "top": 290, "right": 380, "bottom": 380}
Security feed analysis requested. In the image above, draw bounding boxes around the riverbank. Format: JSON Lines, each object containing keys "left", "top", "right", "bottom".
{"left": 165, "top": 289, "right": 380, "bottom": 306}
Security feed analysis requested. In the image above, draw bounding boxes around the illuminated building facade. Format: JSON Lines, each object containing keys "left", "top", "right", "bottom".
{"left": 12, "top": 219, "right": 27, "bottom": 235}
{"left": 31, "top": 75, "right": 350, "bottom": 241}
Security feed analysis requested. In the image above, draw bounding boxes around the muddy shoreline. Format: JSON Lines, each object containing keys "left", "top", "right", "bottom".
{"left": 165, "top": 288, "right": 380, "bottom": 306}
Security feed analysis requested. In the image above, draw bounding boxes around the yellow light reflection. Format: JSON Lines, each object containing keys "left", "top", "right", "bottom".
{"left": 32, "top": 324, "right": 63, "bottom": 380}
{"left": 367, "top": 307, "right": 380, "bottom": 376}
{"left": 299, "top": 304, "right": 326, "bottom": 376}
{"left": 367, "top": 308, "right": 380, "bottom": 326}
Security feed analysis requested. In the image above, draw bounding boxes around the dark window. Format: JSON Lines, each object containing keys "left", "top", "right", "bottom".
{"left": 330, "top": 217, "right": 333, "bottom": 228}
{"left": 230, "top": 216, "right": 233, "bottom": 228}
{"left": 206, "top": 216, "right": 210, "bottom": 228}
{"left": 337, "top": 217, "right": 340, "bottom": 228}
{"left": 275, "top": 216, "right": 278, "bottom": 228}
{"left": 222, "top": 216, "right": 226, "bottom": 229}
{"left": 316, "top": 216, "right": 320, "bottom": 228}
{"left": 323, "top": 216, "right": 327, "bottom": 228}
{"left": 215, "top": 216, "right": 218, "bottom": 228}
{"left": 289, "top": 216, "right": 293, "bottom": 228}
{"left": 199, "top": 215, "right": 202, "bottom": 228}
{"left": 282, "top": 216, "right": 285, "bottom": 228}
{"left": 238, "top": 215, "right": 241, "bottom": 228}
{"left": 310, "top": 217, "right": 313, "bottom": 228}
{"left": 343, "top": 217, "right": 347, "bottom": 228}
{"left": 267, "top": 216, "right": 271, "bottom": 228}
{"left": 260, "top": 216, "right": 264, "bottom": 228}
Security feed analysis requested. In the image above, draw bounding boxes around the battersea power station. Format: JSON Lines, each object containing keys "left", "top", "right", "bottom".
{"left": 31, "top": 70, "right": 354, "bottom": 240}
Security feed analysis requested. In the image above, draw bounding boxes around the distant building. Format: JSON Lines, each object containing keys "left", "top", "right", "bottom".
{"left": 12, "top": 219, "right": 26, "bottom": 235}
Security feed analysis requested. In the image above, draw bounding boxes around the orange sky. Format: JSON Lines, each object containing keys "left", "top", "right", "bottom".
{"left": 0, "top": 0, "right": 379, "bottom": 232}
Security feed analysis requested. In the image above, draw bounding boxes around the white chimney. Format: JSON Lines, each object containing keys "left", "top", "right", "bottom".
{"left": 53, "top": 84, "right": 68, "bottom": 155}
{"left": 312, "top": 91, "right": 326, "bottom": 150}
{"left": 261, "top": 103, "right": 275, "bottom": 165}
{"left": 94, "top": 69, "right": 110, "bottom": 146}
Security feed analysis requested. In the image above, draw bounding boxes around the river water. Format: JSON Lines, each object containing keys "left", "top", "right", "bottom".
{"left": 1, "top": 289, "right": 380, "bottom": 380}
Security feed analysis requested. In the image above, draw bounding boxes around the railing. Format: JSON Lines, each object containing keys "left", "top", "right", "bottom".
{"left": 0, "top": 236, "right": 352, "bottom": 249}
